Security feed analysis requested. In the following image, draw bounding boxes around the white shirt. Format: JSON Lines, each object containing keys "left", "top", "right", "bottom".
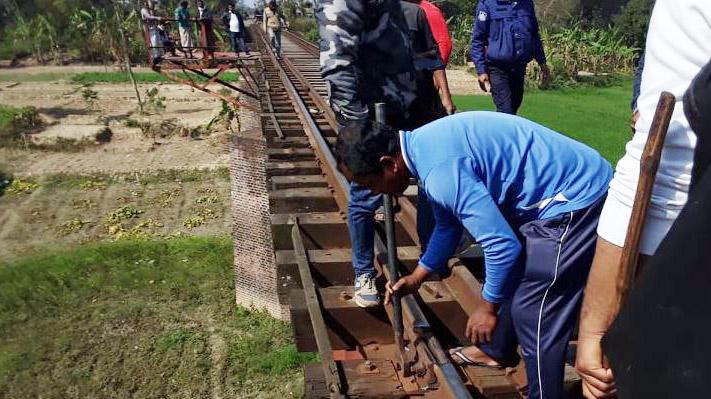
{"left": 229, "top": 12, "right": 240, "bottom": 32}
{"left": 597, "top": 0, "right": 711, "bottom": 254}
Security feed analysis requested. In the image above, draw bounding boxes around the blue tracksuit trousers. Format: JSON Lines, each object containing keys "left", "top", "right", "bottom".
{"left": 479, "top": 196, "right": 605, "bottom": 399}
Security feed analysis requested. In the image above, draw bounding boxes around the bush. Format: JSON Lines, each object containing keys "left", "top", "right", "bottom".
{"left": 539, "top": 20, "right": 639, "bottom": 86}
{"left": 448, "top": 14, "right": 474, "bottom": 66}
{"left": 288, "top": 17, "right": 318, "bottom": 36}
{"left": 613, "top": 0, "right": 654, "bottom": 48}
{"left": 0, "top": 106, "right": 42, "bottom": 147}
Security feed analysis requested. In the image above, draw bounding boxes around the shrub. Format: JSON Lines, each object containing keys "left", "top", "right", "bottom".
{"left": 448, "top": 14, "right": 474, "bottom": 66}
{"left": 0, "top": 106, "right": 42, "bottom": 147}
{"left": 538, "top": 20, "right": 639, "bottom": 86}
{"left": 612, "top": 0, "right": 654, "bottom": 48}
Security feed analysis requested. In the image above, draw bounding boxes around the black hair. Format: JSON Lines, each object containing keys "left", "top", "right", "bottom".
{"left": 180, "top": 1, "right": 189, "bottom": 6}
{"left": 336, "top": 119, "right": 401, "bottom": 176}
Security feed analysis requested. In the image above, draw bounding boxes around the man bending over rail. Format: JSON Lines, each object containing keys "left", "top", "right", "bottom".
{"left": 336, "top": 111, "right": 611, "bottom": 399}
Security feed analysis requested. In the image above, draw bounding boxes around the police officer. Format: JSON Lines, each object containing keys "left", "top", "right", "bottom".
{"left": 470, "top": 0, "right": 550, "bottom": 115}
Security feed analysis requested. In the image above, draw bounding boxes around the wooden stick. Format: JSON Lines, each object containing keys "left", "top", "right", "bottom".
{"left": 618, "top": 91, "right": 676, "bottom": 303}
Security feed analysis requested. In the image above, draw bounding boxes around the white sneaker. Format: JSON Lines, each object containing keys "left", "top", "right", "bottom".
{"left": 354, "top": 274, "right": 380, "bottom": 308}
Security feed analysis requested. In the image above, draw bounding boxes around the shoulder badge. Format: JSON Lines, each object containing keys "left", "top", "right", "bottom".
{"left": 478, "top": 11, "right": 488, "bottom": 22}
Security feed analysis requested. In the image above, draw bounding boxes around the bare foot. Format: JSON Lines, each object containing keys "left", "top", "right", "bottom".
{"left": 449, "top": 345, "right": 502, "bottom": 367}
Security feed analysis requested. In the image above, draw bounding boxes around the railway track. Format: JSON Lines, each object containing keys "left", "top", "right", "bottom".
{"left": 253, "top": 27, "right": 580, "bottom": 398}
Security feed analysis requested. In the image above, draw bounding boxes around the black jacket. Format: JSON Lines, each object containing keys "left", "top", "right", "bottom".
{"left": 221, "top": 11, "right": 246, "bottom": 35}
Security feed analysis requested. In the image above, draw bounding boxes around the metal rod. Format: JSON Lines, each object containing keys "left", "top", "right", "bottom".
{"left": 375, "top": 102, "right": 408, "bottom": 374}
{"left": 291, "top": 217, "right": 346, "bottom": 398}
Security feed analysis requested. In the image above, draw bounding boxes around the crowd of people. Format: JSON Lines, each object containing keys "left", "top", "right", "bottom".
{"left": 318, "top": 0, "right": 711, "bottom": 398}
{"left": 140, "top": 0, "right": 259, "bottom": 63}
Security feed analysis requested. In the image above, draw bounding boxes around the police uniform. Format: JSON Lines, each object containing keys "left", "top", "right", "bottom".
{"left": 470, "top": 0, "right": 546, "bottom": 114}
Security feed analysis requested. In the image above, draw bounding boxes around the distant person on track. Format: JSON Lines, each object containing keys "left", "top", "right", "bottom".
{"left": 197, "top": 0, "right": 217, "bottom": 57}
{"left": 470, "top": 0, "right": 550, "bottom": 114}
{"left": 175, "top": 1, "right": 194, "bottom": 58}
{"left": 336, "top": 111, "right": 612, "bottom": 399}
{"left": 141, "top": 0, "right": 164, "bottom": 63}
{"left": 223, "top": 4, "right": 249, "bottom": 55}
{"left": 317, "top": 0, "right": 419, "bottom": 308}
{"left": 263, "top": 0, "right": 286, "bottom": 58}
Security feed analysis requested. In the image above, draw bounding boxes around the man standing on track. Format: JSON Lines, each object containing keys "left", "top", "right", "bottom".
{"left": 174, "top": 1, "right": 194, "bottom": 58}
{"left": 317, "top": 0, "right": 419, "bottom": 308}
{"left": 336, "top": 111, "right": 612, "bottom": 399}
{"left": 141, "top": 0, "right": 164, "bottom": 63}
{"left": 223, "top": 4, "right": 249, "bottom": 55}
{"left": 263, "top": 0, "right": 286, "bottom": 58}
{"left": 470, "top": 0, "right": 550, "bottom": 114}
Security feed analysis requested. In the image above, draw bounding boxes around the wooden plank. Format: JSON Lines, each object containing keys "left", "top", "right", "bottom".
{"left": 304, "top": 361, "right": 407, "bottom": 399}
{"left": 267, "top": 161, "right": 322, "bottom": 176}
{"left": 271, "top": 175, "right": 327, "bottom": 189}
{"left": 271, "top": 212, "right": 348, "bottom": 250}
{"left": 270, "top": 188, "right": 339, "bottom": 213}
{"left": 277, "top": 246, "right": 420, "bottom": 290}
{"left": 291, "top": 219, "right": 345, "bottom": 397}
{"left": 290, "top": 287, "right": 395, "bottom": 352}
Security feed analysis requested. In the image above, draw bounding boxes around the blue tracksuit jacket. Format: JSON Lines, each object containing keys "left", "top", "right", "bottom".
{"left": 400, "top": 112, "right": 611, "bottom": 303}
{"left": 470, "top": 0, "right": 546, "bottom": 75}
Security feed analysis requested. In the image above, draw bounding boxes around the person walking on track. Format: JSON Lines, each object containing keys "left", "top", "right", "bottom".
{"left": 174, "top": 1, "right": 194, "bottom": 58}
{"left": 263, "top": 0, "right": 286, "bottom": 58}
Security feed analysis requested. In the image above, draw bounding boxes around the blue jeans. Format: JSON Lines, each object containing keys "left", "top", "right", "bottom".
{"left": 229, "top": 32, "right": 248, "bottom": 53}
{"left": 348, "top": 182, "right": 437, "bottom": 278}
{"left": 347, "top": 181, "right": 381, "bottom": 278}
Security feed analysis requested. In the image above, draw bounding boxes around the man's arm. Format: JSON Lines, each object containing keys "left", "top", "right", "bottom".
{"left": 530, "top": 3, "right": 546, "bottom": 66}
{"left": 470, "top": 1, "right": 490, "bottom": 76}
{"left": 416, "top": 8, "right": 455, "bottom": 115}
{"left": 316, "top": 0, "right": 368, "bottom": 121}
{"left": 576, "top": 238, "right": 622, "bottom": 398}
{"left": 424, "top": 160, "right": 522, "bottom": 303}
{"left": 529, "top": 2, "right": 550, "bottom": 86}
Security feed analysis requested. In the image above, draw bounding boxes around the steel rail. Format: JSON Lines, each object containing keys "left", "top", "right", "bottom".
{"left": 291, "top": 217, "right": 346, "bottom": 398}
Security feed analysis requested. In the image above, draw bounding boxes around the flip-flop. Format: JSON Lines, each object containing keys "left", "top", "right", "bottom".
{"left": 449, "top": 346, "right": 504, "bottom": 369}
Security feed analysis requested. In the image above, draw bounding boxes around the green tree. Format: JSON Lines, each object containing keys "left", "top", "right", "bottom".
{"left": 613, "top": 0, "right": 654, "bottom": 48}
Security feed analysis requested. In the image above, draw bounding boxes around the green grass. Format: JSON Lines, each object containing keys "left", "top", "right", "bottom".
{"left": 71, "top": 71, "right": 239, "bottom": 84}
{"left": 0, "top": 72, "right": 76, "bottom": 82}
{"left": 0, "top": 236, "right": 310, "bottom": 397}
{"left": 0, "top": 105, "right": 41, "bottom": 147}
{"left": 453, "top": 79, "right": 633, "bottom": 163}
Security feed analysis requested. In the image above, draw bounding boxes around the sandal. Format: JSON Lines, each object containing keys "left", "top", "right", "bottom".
{"left": 449, "top": 346, "right": 504, "bottom": 369}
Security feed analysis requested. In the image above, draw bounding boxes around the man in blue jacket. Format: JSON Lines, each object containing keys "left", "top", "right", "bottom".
{"left": 471, "top": 0, "right": 550, "bottom": 114}
{"left": 336, "top": 112, "right": 611, "bottom": 399}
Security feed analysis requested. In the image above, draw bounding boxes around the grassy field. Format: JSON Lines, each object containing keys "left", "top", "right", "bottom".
{"left": 453, "top": 79, "right": 633, "bottom": 163}
{"left": 0, "top": 71, "right": 238, "bottom": 84}
{"left": 0, "top": 236, "right": 314, "bottom": 398}
{"left": 71, "top": 71, "right": 239, "bottom": 84}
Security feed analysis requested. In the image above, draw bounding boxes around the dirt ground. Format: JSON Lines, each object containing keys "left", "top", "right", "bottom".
{"left": 0, "top": 66, "right": 234, "bottom": 258}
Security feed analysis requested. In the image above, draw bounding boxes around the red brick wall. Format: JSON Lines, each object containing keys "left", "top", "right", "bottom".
{"left": 230, "top": 80, "right": 288, "bottom": 320}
